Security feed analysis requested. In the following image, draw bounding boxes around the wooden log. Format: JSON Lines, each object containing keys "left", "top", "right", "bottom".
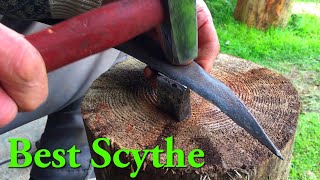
{"left": 234, "top": 0, "right": 293, "bottom": 29}
{"left": 81, "top": 54, "right": 300, "bottom": 179}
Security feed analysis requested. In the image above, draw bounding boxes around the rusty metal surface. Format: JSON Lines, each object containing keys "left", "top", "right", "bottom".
{"left": 156, "top": 73, "right": 191, "bottom": 121}
{"left": 116, "top": 36, "right": 284, "bottom": 159}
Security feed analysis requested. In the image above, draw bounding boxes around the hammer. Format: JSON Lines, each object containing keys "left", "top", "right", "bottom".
{"left": 22, "top": 0, "right": 283, "bottom": 159}
{"left": 24, "top": 0, "right": 196, "bottom": 71}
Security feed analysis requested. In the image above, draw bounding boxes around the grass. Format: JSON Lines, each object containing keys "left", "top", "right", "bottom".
{"left": 206, "top": 0, "right": 320, "bottom": 179}
{"left": 291, "top": 113, "right": 320, "bottom": 180}
{"left": 297, "top": 0, "right": 319, "bottom": 2}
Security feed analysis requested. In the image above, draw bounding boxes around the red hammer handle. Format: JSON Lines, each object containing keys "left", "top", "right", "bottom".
{"left": 25, "top": 0, "right": 164, "bottom": 72}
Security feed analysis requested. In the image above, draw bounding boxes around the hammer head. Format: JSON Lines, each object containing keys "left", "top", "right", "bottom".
{"left": 160, "top": 0, "right": 198, "bottom": 65}
{"left": 156, "top": 0, "right": 197, "bottom": 121}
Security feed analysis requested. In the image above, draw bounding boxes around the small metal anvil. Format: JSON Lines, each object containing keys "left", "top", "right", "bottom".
{"left": 156, "top": 73, "right": 191, "bottom": 122}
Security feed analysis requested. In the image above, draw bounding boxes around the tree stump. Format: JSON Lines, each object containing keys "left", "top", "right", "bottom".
{"left": 81, "top": 54, "right": 300, "bottom": 179}
{"left": 234, "top": 0, "right": 293, "bottom": 29}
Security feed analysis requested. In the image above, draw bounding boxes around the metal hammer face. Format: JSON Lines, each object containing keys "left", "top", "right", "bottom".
{"left": 160, "top": 0, "right": 198, "bottom": 65}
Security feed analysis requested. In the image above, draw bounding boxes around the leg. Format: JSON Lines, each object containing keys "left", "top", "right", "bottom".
{"left": 29, "top": 97, "right": 93, "bottom": 180}
{"left": 27, "top": 50, "right": 127, "bottom": 179}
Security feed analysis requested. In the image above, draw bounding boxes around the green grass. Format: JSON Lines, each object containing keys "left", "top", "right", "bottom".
{"left": 291, "top": 113, "right": 320, "bottom": 180}
{"left": 216, "top": 16, "right": 320, "bottom": 71}
{"left": 206, "top": 0, "right": 320, "bottom": 179}
{"left": 296, "top": 0, "right": 319, "bottom": 3}
{"left": 207, "top": 1, "right": 320, "bottom": 71}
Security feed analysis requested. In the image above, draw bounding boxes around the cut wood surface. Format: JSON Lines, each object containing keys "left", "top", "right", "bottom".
{"left": 234, "top": 0, "right": 293, "bottom": 29}
{"left": 82, "top": 54, "right": 300, "bottom": 179}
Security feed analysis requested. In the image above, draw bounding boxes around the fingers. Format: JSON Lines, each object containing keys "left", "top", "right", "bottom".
{"left": 144, "top": 66, "right": 157, "bottom": 88}
{"left": 144, "top": 66, "right": 155, "bottom": 79}
{"left": 195, "top": 0, "right": 220, "bottom": 72}
{"left": 0, "top": 87, "right": 18, "bottom": 127}
{"left": 0, "top": 24, "right": 48, "bottom": 113}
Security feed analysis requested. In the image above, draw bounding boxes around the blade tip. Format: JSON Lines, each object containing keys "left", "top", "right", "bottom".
{"left": 276, "top": 151, "right": 285, "bottom": 160}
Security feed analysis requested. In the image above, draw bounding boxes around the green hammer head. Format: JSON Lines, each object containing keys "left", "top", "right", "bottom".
{"left": 160, "top": 0, "right": 198, "bottom": 65}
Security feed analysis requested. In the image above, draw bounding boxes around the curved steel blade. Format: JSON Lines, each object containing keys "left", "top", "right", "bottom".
{"left": 116, "top": 36, "right": 284, "bottom": 160}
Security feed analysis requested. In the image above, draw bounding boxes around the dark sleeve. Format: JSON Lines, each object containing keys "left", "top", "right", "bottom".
{"left": 0, "top": 0, "right": 104, "bottom": 20}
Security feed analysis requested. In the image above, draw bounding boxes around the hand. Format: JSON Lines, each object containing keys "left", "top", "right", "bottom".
{"left": 144, "top": 0, "right": 220, "bottom": 79}
{"left": 0, "top": 24, "right": 48, "bottom": 127}
{"left": 194, "top": 0, "right": 220, "bottom": 72}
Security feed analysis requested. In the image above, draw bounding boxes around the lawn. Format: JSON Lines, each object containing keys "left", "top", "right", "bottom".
{"left": 297, "top": 0, "right": 319, "bottom": 2}
{"left": 206, "top": 0, "right": 320, "bottom": 179}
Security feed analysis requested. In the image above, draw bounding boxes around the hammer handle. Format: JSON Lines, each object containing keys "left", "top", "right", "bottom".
{"left": 25, "top": 0, "right": 164, "bottom": 72}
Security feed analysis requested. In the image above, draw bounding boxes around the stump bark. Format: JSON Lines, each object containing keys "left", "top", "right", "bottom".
{"left": 81, "top": 54, "right": 300, "bottom": 180}
{"left": 234, "top": 0, "right": 293, "bottom": 29}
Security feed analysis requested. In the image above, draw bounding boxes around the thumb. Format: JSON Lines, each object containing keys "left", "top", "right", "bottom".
{"left": 0, "top": 24, "right": 48, "bottom": 126}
